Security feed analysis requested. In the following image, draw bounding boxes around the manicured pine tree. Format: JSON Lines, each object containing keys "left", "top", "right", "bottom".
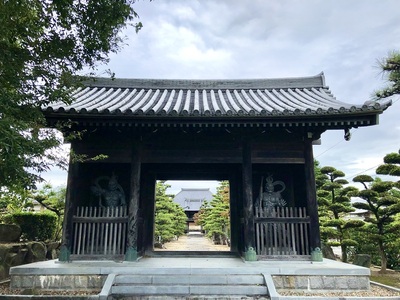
{"left": 154, "top": 181, "right": 187, "bottom": 244}
{"left": 195, "top": 181, "right": 230, "bottom": 245}
{"left": 353, "top": 150, "right": 400, "bottom": 272}
{"left": 376, "top": 149, "right": 400, "bottom": 185}
{"left": 316, "top": 166, "right": 363, "bottom": 262}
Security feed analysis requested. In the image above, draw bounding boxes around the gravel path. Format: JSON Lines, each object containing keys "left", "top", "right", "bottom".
{"left": 156, "top": 232, "right": 230, "bottom": 251}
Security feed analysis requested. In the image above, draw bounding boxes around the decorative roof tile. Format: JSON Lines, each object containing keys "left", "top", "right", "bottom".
{"left": 43, "top": 73, "right": 391, "bottom": 128}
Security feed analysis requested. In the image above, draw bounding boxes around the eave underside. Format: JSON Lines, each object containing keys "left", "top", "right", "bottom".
{"left": 45, "top": 113, "right": 379, "bottom": 131}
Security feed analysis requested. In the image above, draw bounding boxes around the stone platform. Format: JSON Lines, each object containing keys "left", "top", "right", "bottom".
{"left": 10, "top": 257, "right": 370, "bottom": 298}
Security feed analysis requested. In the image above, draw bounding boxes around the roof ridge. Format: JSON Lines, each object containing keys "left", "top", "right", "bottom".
{"left": 81, "top": 73, "right": 326, "bottom": 90}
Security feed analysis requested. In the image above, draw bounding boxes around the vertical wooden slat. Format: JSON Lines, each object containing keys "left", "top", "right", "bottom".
{"left": 76, "top": 207, "right": 83, "bottom": 255}
{"left": 260, "top": 210, "right": 265, "bottom": 255}
{"left": 86, "top": 207, "right": 92, "bottom": 254}
{"left": 290, "top": 207, "right": 295, "bottom": 254}
{"left": 95, "top": 207, "right": 99, "bottom": 254}
{"left": 91, "top": 207, "right": 96, "bottom": 254}
{"left": 100, "top": 207, "right": 104, "bottom": 254}
{"left": 255, "top": 207, "right": 260, "bottom": 254}
{"left": 116, "top": 207, "right": 121, "bottom": 254}
{"left": 300, "top": 207, "right": 306, "bottom": 255}
{"left": 112, "top": 207, "right": 117, "bottom": 255}
{"left": 304, "top": 207, "right": 310, "bottom": 255}
{"left": 105, "top": 207, "right": 110, "bottom": 255}
{"left": 83, "top": 207, "right": 89, "bottom": 254}
{"left": 121, "top": 206, "right": 126, "bottom": 254}
{"left": 73, "top": 207, "right": 79, "bottom": 254}
{"left": 267, "top": 208, "right": 272, "bottom": 255}
{"left": 274, "top": 207, "right": 278, "bottom": 254}
{"left": 282, "top": 207, "right": 287, "bottom": 254}
{"left": 109, "top": 207, "right": 114, "bottom": 254}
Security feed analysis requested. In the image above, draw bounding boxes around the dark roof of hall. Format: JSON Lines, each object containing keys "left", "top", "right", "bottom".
{"left": 44, "top": 73, "right": 391, "bottom": 127}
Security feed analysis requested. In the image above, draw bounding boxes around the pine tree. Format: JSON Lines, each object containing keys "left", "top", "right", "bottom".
{"left": 376, "top": 150, "right": 400, "bottom": 186}
{"left": 154, "top": 181, "right": 187, "bottom": 244}
{"left": 195, "top": 181, "right": 230, "bottom": 245}
{"left": 316, "top": 166, "right": 363, "bottom": 262}
{"left": 352, "top": 175, "right": 400, "bottom": 272}
{"left": 376, "top": 51, "right": 400, "bottom": 98}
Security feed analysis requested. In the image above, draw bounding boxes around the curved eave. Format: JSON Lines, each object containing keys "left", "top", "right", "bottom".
{"left": 43, "top": 109, "right": 385, "bottom": 130}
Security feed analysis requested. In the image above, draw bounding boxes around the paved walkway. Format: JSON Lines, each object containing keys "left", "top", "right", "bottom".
{"left": 156, "top": 232, "right": 230, "bottom": 251}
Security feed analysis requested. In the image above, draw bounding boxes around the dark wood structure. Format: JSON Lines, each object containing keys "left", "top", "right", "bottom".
{"left": 44, "top": 73, "right": 390, "bottom": 261}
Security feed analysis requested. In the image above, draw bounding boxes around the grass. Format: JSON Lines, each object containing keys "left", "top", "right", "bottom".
{"left": 370, "top": 267, "right": 400, "bottom": 289}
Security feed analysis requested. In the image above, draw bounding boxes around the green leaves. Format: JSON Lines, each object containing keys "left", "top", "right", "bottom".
{"left": 0, "top": 0, "right": 140, "bottom": 191}
{"left": 154, "top": 181, "right": 187, "bottom": 243}
{"left": 376, "top": 151, "right": 400, "bottom": 177}
{"left": 195, "top": 181, "right": 230, "bottom": 243}
{"left": 376, "top": 51, "right": 400, "bottom": 98}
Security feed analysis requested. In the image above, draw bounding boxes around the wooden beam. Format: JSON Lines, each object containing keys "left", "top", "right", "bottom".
{"left": 304, "top": 139, "right": 321, "bottom": 251}
{"left": 126, "top": 143, "right": 142, "bottom": 261}
{"left": 242, "top": 140, "right": 255, "bottom": 252}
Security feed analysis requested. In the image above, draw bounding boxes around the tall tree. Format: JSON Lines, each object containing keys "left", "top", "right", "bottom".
{"left": 154, "top": 181, "right": 187, "bottom": 244}
{"left": 316, "top": 166, "right": 363, "bottom": 262}
{"left": 352, "top": 175, "right": 400, "bottom": 272}
{"left": 195, "top": 181, "right": 230, "bottom": 245}
{"left": 0, "top": 0, "right": 142, "bottom": 192}
{"left": 376, "top": 51, "right": 400, "bottom": 98}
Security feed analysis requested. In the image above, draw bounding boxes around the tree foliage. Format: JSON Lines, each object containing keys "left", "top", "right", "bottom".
{"left": 376, "top": 51, "right": 400, "bottom": 98}
{"left": 154, "top": 181, "right": 187, "bottom": 244}
{"left": 33, "top": 184, "right": 66, "bottom": 241}
{"left": 316, "top": 165, "right": 362, "bottom": 262}
{"left": 376, "top": 150, "right": 400, "bottom": 187}
{"left": 352, "top": 176, "right": 400, "bottom": 272}
{"left": 0, "top": 0, "right": 141, "bottom": 192}
{"left": 195, "top": 181, "right": 230, "bottom": 245}
{"left": 0, "top": 183, "right": 66, "bottom": 241}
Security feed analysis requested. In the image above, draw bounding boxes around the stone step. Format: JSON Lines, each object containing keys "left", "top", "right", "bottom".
{"left": 112, "top": 284, "right": 268, "bottom": 296}
{"left": 110, "top": 273, "right": 268, "bottom": 297}
{"left": 114, "top": 274, "right": 265, "bottom": 285}
{"left": 111, "top": 296, "right": 270, "bottom": 300}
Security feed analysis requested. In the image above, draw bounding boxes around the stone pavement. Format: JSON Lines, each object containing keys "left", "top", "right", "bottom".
{"left": 156, "top": 232, "right": 230, "bottom": 251}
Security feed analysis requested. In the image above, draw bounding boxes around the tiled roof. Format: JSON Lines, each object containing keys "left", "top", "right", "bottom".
{"left": 173, "top": 188, "right": 213, "bottom": 211}
{"left": 44, "top": 73, "right": 389, "bottom": 117}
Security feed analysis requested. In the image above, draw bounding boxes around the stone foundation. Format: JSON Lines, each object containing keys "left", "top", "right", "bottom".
{"left": 11, "top": 274, "right": 105, "bottom": 290}
{"left": 273, "top": 275, "right": 370, "bottom": 292}
{"left": 10, "top": 258, "right": 371, "bottom": 294}
{"left": 11, "top": 274, "right": 370, "bottom": 292}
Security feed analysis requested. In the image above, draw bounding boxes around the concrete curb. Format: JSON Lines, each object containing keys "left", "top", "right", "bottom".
{"left": 99, "top": 273, "right": 116, "bottom": 300}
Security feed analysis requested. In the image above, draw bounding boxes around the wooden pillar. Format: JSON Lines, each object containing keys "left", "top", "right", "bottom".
{"left": 304, "top": 138, "right": 321, "bottom": 251}
{"left": 242, "top": 140, "right": 255, "bottom": 253}
{"left": 142, "top": 172, "right": 156, "bottom": 252}
{"left": 125, "top": 143, "right": 141, "bottom": 261}
{"left": 59, "top": 158, "right": 79, "bottom": 262}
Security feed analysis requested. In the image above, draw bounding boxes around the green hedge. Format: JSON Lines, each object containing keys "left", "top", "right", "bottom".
{"left": 4, "top": 212, "right": 57, "bottom": 241}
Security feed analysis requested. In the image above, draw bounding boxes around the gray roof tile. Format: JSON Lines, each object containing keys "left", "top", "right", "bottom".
{"left": 44, "top": 73, "right": 391, "bottom": 120}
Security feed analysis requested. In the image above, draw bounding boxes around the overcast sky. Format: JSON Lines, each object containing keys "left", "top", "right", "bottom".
{"left": 44, "top": 0, "right": 400, "bottom": 193}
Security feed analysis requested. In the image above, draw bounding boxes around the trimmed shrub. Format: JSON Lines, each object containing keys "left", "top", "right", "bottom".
{"left": 5, "top": 212, "right": 57, "bottom": 241}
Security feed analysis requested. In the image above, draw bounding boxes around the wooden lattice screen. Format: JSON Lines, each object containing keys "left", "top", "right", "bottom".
{"left": 71, "top": 206, "right": 128, "bottom": 259}
{"left": 255, "top": 206, "right": 310, "bottom": 259}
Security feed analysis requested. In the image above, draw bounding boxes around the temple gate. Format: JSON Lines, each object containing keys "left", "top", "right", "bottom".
{"left": 43, "top": 73, "right": 390, "bottom": 261}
